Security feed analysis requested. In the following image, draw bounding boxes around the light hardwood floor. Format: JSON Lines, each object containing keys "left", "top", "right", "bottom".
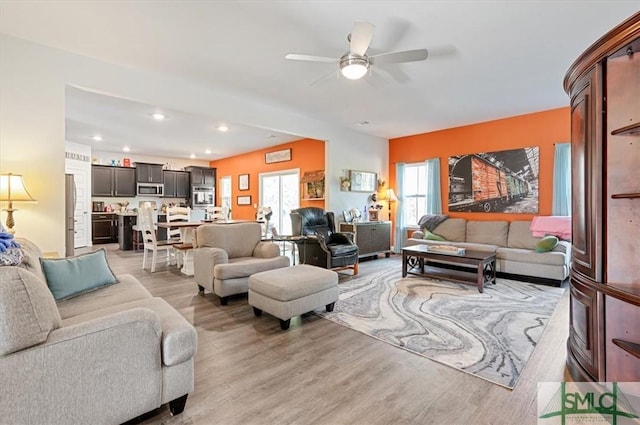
{"left": 96, "top": 244, "right": 570, "bottom": 425}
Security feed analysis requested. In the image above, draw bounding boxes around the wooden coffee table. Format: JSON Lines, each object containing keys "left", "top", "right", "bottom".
{"left": 402, "top": 245, "right": 497, "bottom": 293}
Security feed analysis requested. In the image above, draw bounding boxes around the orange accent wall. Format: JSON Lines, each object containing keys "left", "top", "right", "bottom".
{"left": 209, "top": 138, "right": 325, "bottom": 220}
{"left": 389, "top": 107, "right": 570, "bottom": 222}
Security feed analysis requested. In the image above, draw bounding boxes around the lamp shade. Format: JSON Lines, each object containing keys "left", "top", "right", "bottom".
{"left": 0, "top": 173, "right": 36, "bottom": 202}
{"left": 386, "top": 188, "right": 398, "bottom": 203}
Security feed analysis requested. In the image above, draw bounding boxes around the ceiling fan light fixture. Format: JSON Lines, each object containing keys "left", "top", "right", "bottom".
{"left": 340, "top": 54, "right": 369, "bottom": 80}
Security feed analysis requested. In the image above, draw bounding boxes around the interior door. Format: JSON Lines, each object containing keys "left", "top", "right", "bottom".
{"left": 259, "top": 169, "right": 299, "bottom": 235}
{"left": 67, "top": 165, "right": 90, "bottom": 248}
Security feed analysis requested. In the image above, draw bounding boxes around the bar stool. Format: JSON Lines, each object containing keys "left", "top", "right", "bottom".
{"left": 132, "top": 223, "right": 143, "bottom": 251}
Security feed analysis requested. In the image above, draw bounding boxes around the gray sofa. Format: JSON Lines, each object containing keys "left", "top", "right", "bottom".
{"left": 407, "top": 218, "right": 571, "bottom": 285}
{"left": 193, "top": 222, "right": 290, "bottom": 305}
{"left": 0, "top": 239, "right": 197, "bottom": 425}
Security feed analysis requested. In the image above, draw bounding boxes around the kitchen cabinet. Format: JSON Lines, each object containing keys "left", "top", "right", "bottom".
{"left": 114, "top": 167, "right": 136, "bottom": 197}
{"left": 91, "top": 165, "right": 136, "bottom": 197}
{"left": 564, "top": 13, "right": 640, "bottom": 383}
{"left": 92, "top": 166, "right": 113, "bottom": 197}
{"left": 339, "top": 221, "right": 392, "bottom": 259}
{"left": 92, "top": 213, "right": 118, "bottom": 244}
{"left": 135, "top": 162, "right": 164, "bottom": 183}
{"left": 185, "top": 166, "right": 216, "bottom": 186}
{"left": 163, "top": 170, "right": 190, "bottom": 198}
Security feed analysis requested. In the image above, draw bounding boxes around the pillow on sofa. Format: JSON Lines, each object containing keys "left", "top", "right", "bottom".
{"left": 423, "top": 229, "right": 446, "bottom": 241}
{"left": 535, "top": 235, "right": 559, "bottom": 253}
{"left": 40, "top": 249, "right": 118, "bottom": 301}
{"left": 0, "top": 267, "right": 61, "bottom": 355}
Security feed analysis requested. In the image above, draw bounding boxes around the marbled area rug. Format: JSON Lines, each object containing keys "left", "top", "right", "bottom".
{"left": 314, "top": 269, "right": 564, "bottom": 389}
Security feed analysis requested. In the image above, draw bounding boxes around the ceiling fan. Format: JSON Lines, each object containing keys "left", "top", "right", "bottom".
{"left": 285, "top": 21, "right": 428, "bottom": 81}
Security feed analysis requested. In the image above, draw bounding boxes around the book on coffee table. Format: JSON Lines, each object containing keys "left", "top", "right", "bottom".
{"left": 426, "top": 245, "right": 466, "bottom": 256}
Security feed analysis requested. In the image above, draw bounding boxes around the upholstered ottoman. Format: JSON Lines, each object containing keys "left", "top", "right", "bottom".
{"left": 248, "top": 265, "right": 339, "bottom": 330}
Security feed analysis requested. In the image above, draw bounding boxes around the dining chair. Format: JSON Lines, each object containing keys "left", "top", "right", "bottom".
{"left": 140, "top": 207, "right": 178, "bottom": 272}
{"left": 166, "top": 206, "right": 192, "bottom": 241}
{"left": 206, "top": 206, "right": 227, "bottom": 220}
{"left": 166, "top": 206, "right": 194, "bottom": 269}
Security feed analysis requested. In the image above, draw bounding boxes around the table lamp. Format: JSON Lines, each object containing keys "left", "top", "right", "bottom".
{"left": 385, "top": 188, "right": 398, "bottom": 220}
{"left": 0, "top": 173, "right": 36, "bottom": 234}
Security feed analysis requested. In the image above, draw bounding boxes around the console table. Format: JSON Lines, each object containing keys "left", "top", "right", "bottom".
{"left": 339, "top": 221, "right": 392, "bottom": 259}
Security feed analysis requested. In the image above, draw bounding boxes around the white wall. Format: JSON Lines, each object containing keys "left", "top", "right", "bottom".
{"left": 0, "top": 34, "right": 387, "bottom": 254}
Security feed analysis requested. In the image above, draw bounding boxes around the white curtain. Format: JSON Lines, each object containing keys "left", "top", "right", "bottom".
{"left": 425, "top": 158, "right": 442, "bottom": 214}
{"left": 552, "top": 143, "right": 571, "bottom": 216}
{"left": 393, "top": 162, "right": 406, "bottom": 253}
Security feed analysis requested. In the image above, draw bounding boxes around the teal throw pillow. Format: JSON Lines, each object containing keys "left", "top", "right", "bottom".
{"left": 40, "top": 249, "right": 118, "bottom": 301}
{"left": 535, "top": 235, "right": 559, "bottom": 253}
{"left": 423, "top": 229, "right": 447, "bottom": 241}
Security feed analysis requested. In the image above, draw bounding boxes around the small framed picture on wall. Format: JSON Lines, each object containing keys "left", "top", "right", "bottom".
{"left": 237, "top": 195, "right": 251, "bottom": 205}
{"left": 239, "top": 174, "right": 249, "bottom": 191}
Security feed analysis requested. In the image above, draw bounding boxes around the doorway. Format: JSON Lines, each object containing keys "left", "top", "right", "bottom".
{"left": 259, "top": 169, "right": 299, "bottom": 235}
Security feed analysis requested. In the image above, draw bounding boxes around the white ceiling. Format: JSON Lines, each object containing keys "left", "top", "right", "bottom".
{"left": 2, "top": 1, "right": 639, "bottom": 160}
{"left": 64, "top": 86, "right": 300, "bottom": 160}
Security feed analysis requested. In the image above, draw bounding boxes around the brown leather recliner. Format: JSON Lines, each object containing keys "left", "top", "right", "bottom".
{"left": 290, "top": 207, "right": 358, "bottom": 275}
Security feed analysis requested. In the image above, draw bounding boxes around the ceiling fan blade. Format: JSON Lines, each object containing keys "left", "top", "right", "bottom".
{"left": 370, "top": 49, "right": 429, "bottom": 65}
{"left": 309, "top": 69, "right": 340, "bottom": 86}
{"left": 285, "top": 54, "right": 337, "bottom": 63}
{"left": 349, "top": 21, "right": 375, "bottom": 56}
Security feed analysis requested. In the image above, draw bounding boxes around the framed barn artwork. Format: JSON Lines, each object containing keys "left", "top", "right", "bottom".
{"left": 448, "top": 147, "right": 539, "bottom": 213}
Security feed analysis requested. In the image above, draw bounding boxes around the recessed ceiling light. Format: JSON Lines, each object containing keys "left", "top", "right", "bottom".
{"left": 189, "top": 153, "right": 196, "bottom": 159}
{"left": 152, "top": 112, "right": 167, "bottom": 121}
{"left": 123, "top": 146, "right": 130, "bottom": 152}
{"left": 205, "top": 149, "right": 212, "bottom": 155}
{"left": 267, "top": 134, "right": 276, "bottom": 139}
{"left": 92, "top": 135, "right": 103, "bottom": 141}
{"left": 217, "top": 124, "right": 229, "bottom": 132}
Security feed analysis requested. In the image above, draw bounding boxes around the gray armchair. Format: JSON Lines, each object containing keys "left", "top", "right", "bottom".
{"left": 193, "top": 222, "right": 290, "bottom": 305}
{"left": 290, "top": 207, "right": 359, "bottom": 275}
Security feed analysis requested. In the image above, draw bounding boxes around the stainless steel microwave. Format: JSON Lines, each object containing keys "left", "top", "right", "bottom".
{"left": 137, "top": 183, "right": 164, "bottom": 196}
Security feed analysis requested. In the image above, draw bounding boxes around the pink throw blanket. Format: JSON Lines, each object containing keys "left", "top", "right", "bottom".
{"left": 530, "top": 216, "right": 572, "bottom": 240}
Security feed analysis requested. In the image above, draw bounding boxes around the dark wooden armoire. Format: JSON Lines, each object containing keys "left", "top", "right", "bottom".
{"left": 564, "top": 12, "right": 640, "bottom": 383}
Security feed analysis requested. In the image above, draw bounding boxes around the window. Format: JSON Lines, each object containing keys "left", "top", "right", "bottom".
{"left": 402, "top": 163, "right": 428, "bottom": 225}
{"left": 552, "top": 143, "right": 571, "bottom": 216}
{"left": 220, "top": 176, "right": 232, "bottom": 214}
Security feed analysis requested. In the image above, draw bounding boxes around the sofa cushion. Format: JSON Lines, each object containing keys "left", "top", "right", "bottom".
{"left": 432, "top": 218, "right": 467, "bottom": 242}
{"left": 451, "top": 242, "right": 499, "bottom": 254}
{"left": 466, "top": 221, "right": 509, "bottom": 246}
{"left": 535, "top": 235, "right": 559, "bottom": 253}
{"left": 40, "top": 249, "right": 118, "bottom": 301}
{"left": 496, "top": 247, "right": 567, "bottom": 266}
{"left": 0, "top": 267, "right": 61, "bottom": 355}
{"left": 507, "top": 220, "right": 540, "bottom": 250}
{"left": 15, "top": 237, "right": 46, "bottom": 282}
{"left": 57, "top": 274, "right": 152, "bottom": 319}
{"left": 214, "top": 256, "right": 290, "bottom": 280}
